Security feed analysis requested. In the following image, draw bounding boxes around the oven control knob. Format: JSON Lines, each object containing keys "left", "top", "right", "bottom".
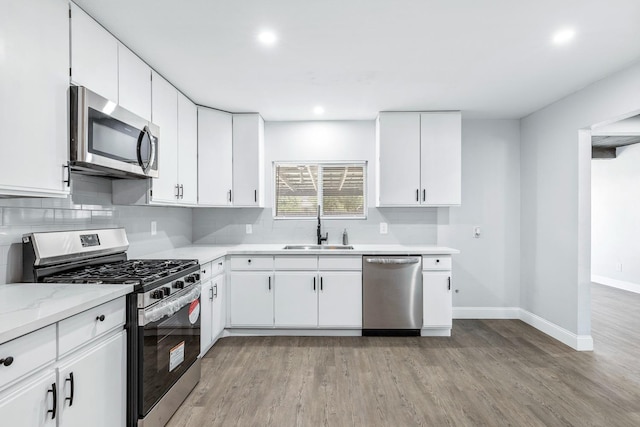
{"left": 162, "top": 287, "right": 171, "bottom": 297}
{"left": 173, "top": 280, "right": 184, "bottom": 289}
{"left": 151, "top": 290, "right": 164, "bottom": 300}
{"left": 193, "top": 273, "right": 201, "bottom": 281}
{"left": 185, "top": 275, "right": 196, "bottom": 283}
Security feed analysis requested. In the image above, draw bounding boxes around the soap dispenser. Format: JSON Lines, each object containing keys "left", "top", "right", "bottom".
{"left": 342, "top": 228, "right": 349, "bottom": 245}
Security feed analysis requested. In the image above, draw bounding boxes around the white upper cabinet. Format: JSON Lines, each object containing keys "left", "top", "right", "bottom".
{"left": 177, "top": 93, "right": 198, "bottom": 205}
{"left": 149, "top": 71, "right": 179, "bottom": 203}
{"left": 198, "top": 107, "right": 233, "bottom": 206}
{"left": 420, "top": 112, "right": 461, "bottom": 205}
{"left": 118, "top": 44, "right": 151, "bottom": 121}
{"left": 377, "top": 111, "right": 461, "bottom": 206}
{"left": 377, "top": 113, "right": 422, "bottom": 206}
{"left": 70, "top": 2, "right": 118, "bottom": 103}
{"left": 232, "top": 114, "right": 265, "bottom": 207}
{"left": 0, "top": 0, "right": 70, "bottom": 198}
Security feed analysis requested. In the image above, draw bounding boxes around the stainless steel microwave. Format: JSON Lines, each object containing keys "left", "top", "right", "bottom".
{"left": 70, "top": 86, "right": 159, "bottom": 179}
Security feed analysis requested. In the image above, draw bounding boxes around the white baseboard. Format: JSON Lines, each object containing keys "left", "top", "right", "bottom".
{"left": 226, "top": 328, "right": 361, "bottom": 337}
{"left": 592, "top": 275, "right": 640, "bottom": 294}
{"left": 518, "top": 309, "right": 593, "bottom": 351}
{"left": 454, "top": 306, "right": 593, "bottom": 351}
{"left": 453, "top": 307, "right": 520, "bottom": 319}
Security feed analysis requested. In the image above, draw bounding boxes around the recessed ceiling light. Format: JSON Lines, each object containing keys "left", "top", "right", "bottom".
{"left": 552, "top": 28, "right": 576, "bottom": 45}
{"left": 313, "top": 106, "right": 325, "bottom": 115}
{"left": 258, "top": 30, "right": 277, "bottom": 46}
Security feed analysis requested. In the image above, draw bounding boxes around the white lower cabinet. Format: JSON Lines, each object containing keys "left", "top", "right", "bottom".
{"left": 229, "top": 272, "right": 274, "bottom": 327}
{"left": 318, "top": 272, "right": 362, "bottom": 328}
{"left": 57, "top": 331, "right": 126, "bottom": 427}
{"left": 274, "top": 272, "right": 318, "bottom": 327}
{"left": 422, "top": 272, "right": 453, "bottom": 328}
{"left": 0, "top": 369, "right": 57, "bottom": 427}
{"left": 201, "top": 259, "right": 227, "bottom": 356}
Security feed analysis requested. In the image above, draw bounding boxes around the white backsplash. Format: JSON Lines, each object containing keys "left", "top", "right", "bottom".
{"left": 0, "top": 174, "right": 192, "bottom": 284}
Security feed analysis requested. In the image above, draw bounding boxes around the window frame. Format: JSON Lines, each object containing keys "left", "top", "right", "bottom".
{"left": 272, "top": 160, "right": 368, "bottom": 220}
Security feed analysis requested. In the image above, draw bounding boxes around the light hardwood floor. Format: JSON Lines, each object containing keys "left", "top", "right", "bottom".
{"left": 168, "top": 284, "right": 640, "bottom": 426}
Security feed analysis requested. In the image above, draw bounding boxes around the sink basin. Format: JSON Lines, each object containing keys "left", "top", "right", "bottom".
{"left": 283, "top": 245, "right": 354, "bottom": 250}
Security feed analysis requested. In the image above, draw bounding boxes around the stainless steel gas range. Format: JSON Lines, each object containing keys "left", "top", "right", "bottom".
{"left": 23, "top": 228, "right": 201, "bottom": 427}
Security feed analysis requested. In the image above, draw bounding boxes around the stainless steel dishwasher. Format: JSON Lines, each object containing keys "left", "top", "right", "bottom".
{"left": 362, "top": 256, "right": 422, "bottom": 336}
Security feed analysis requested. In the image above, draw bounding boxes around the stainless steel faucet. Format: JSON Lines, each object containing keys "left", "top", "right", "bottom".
{"left": 317, "top": 205, "right": 328, "bottom": 245}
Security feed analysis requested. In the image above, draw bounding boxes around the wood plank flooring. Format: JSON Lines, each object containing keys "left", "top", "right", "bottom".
{"left": 168, "top": 283, "right": 640, "bottom": 426}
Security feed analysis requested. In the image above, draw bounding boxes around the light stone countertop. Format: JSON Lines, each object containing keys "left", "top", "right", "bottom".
{"left": 0, "top": 283, "right": 133, "bottom": 344}
{"left": 143, "top": 244, "right": 459, "bottom": 265}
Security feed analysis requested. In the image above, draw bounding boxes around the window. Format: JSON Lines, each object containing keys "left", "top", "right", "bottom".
{"left": 274, "top": 162, "right": 367, "bottom": 218}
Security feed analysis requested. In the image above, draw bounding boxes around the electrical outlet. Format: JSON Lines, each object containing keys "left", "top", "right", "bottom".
{"left": 246, "top": 224, "right": 253, "bottom": 234}
{"left": 380, "top": 222, "right": 388, "bottom": 234}
{"left": 151, "top": 221, "right": 157, "bottom": 236}
{"left": 616, "top": 263, "right": 623, "bottom": 272}
{"left": 473, "top": 226, "right": 481, "bottom": 238}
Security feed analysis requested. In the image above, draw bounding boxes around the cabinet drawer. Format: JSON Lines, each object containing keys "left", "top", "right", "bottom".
{"left": 318, "top": 256, "right": 362, "bottom": 270}
{"left": 229, "top": 256, "right": 273, "bottom": 271}
{"left": 0, "top": 325, "right": 56, "bottom": 391}
{"left": 58, "top": 297, "right": 126, "bottom": 357}
{"left": 200, "top": 261, "right": 213, "bottom": 281}
{"left": 274, "top": 256, "right": 318, "bottom": 270}
{"left": 422, "top": 256, "right": 451, "bottom": 270}
{"left": 212, "top": 257, "right": 225, "bottom": 276}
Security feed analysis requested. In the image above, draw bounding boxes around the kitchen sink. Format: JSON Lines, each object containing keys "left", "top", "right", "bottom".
{"left": 283, "top": 245, "right": 354, "bottom": 250}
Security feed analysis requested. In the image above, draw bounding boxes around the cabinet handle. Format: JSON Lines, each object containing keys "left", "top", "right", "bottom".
{"left": 47, "top": 383, "right": 57, "bottom": 419}
{"left": 213, "top": 284, "right": 218, "bottom": 298}
{"left": 254, "top": 189, "right": 257, "bottom": 203}
{"left": 63, "top": 162, "right": 71, "bottom": 188}
{"left": 228, "top": 189, "right": 232, "bottom": 203}
{"left": 320, "top": 277, "right": 323, "bottom": 291}
{"left": 218, "top": 262, "right": 223, "bottom": 267}
{"left": 65, "top": 372, "right": 75, "bottom": 406}
{"left": 448, "top": 277, "right": 451, "bottom": 291}
{"left": 96, "top": 314, "right": 105, "bottom": 322}
{"left": 268, "top": 276, "right": 271, "bottom": 291}
{"left": 313, "top": 277, "right": 316, "bottom": 291}
{"left": 180, "top": 184, "right": 184, "bottom": 199}
{"left": 0, "top": 356, "right": 14, "bottom": 367}
{"left": 423, "top": 189, "right": 426, "bottom": 202}
{"left": 416, "top": 189, "right": 419, "bottom": 202}
{"left": 175, "top": 184, "right": 180, "bottom": 198}
{"left": 209, "top": 286, "right": 214, "bottom": 301}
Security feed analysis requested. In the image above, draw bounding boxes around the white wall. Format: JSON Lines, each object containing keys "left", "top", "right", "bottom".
{"left": 439, "top": 120, "right": 521, "bottom": 309}
{"left": 520, "top": 59, "right": 640, "bottom": 338}
{"left": 592, "top": 144, "right": 640, "bottom": 292}
{"left": 194, "top": 119, "right": 522, "bottom": 310}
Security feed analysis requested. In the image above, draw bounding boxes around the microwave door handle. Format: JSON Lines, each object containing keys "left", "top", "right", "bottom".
{"left": 137, "top": 126, "right": 155, "bottom": 175}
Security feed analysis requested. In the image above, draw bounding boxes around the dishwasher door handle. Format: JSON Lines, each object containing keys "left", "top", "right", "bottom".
{"left": 365, "top": 258, "right": 420, "bottom": 265}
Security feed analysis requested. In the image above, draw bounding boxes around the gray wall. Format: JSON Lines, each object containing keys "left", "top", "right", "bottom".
{"left": 193, "top": 119, "right": 522, "bottom": 310}
{"left": 520, "top": 59, "right": 640, "bottom": 336}
{"left": 0, "top": 173, "right": 192, "bottom": 284}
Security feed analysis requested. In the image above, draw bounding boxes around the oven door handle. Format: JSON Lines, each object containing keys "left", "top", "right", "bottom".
{"left": 139, "top": 285, "right": 201, "bottom": 326}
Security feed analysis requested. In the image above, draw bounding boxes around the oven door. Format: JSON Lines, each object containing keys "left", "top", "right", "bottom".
{"left": 71, "top": 86, "right": 159, "bottom": 178}
{"left": 137, "top": 284, "right": 201, "bottom": 417}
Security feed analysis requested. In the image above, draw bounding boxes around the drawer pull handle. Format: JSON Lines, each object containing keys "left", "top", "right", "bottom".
{"left": 0, "top": 356, "right": 14, "bottom": 367}
{"left": 202, "top": 269, "right": 207, "bottom": 274}
{"left": 218, "top": 262, "right": 223, "bottom": 266}
{"left": 96, "top": 315, "right": 105, "bottom": 322}
{"left": 436, "top": 259, "right": 440, "bottom": 263}
{"left": 65, "top": 372, "right": 75, "bottom": 406}
{"left": 47, "top": 383, "right": 57, "bottom": 419}
{"left": 248, "top": 259, "right": 252, "bottom": 264}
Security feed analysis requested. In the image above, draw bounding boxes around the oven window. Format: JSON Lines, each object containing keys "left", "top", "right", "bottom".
{"left": 140, "top": 296, "right": 200, "bottom": 416}
{"left": 88, "top": 108, "right": 149, "bottom": 164}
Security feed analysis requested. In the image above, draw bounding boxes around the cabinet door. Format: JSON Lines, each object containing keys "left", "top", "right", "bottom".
{"left": 420, "top": 112, "right": 461, "bottom": 205}
{"left": 318, "top": 272, "right": 362, "bottom": 327}
{"left": 177, "top": 93, "right": 198, "bottom": 205}
{"left": 70, "top": 3, "right": 118, "bottom": 103}
{"left": 198, "top": 108, "right": 233, "bottom": 206}
{"left": 200, "top": 280, "right": 214, "bottom": 356}
{"left": 211, "top": 274, "right": 226, "bottom": 341}
{"left": 229, "top": 272, "right": 273, "bottom": 327}
{"left": 232, "top": 114, "right": 264, "bottom": 206}
{"left": 57, "top": 331, "right": 126, "bottom": 427}
{"left": 118, "top": 44, "right": 151, "bottom": 121}
{"left": 0, "top": 0, "right": 69, "bottom": 197}
{"left": 0, "top": 370, "right": 57, "bottom": 427}
{"left": 150, "top": 72, "right": 179, "bottom": 203}
{"left": 423, "top": 272, "right": 452, "bottom": 328}
{"left": 377, "top": 112, "right": 421, "bottom": 206}
{"left": 274, "top": 272, "right": 318, "bottom": 327}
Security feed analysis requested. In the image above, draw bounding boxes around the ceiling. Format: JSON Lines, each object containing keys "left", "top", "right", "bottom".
{"left": 73, "top": 0, "right": 640, "bottom": 121}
